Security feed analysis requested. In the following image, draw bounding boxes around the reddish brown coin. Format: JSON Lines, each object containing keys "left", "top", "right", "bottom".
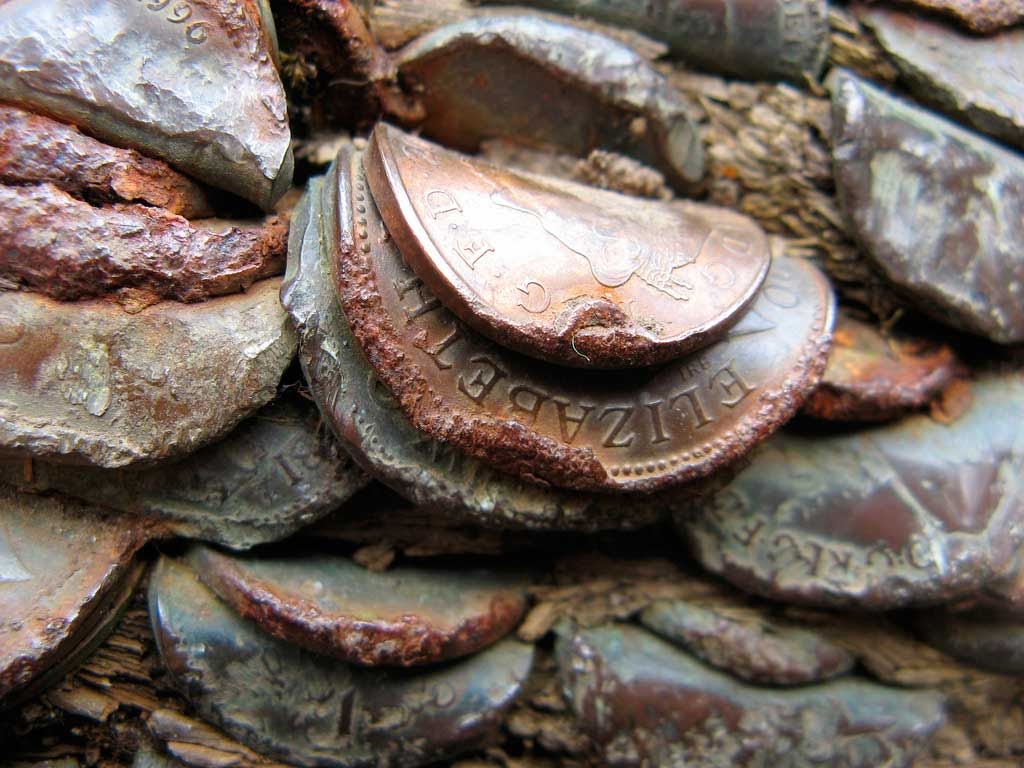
{"left": 332, "top": 147, "right": 834, "bottom": 493}
{"left": 365, "top": 124, "right": 770, "bottom": 369}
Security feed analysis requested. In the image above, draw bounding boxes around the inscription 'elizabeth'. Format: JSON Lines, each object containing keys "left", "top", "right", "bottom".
{"left": 364, "top": 124, "right": 771, "bottom": 369}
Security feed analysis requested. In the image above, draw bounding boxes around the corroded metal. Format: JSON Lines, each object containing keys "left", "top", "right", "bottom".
{"left": 556, "top": 623, "right": 945, "bottom": 767}
{"left": 283, "top": 175, "right": 671, "bottom": 529}
{"left": 883, "top": 0, "right": 1024, "bottom": 34}
{"left": 0, "top": 486, "right": 148, "bottom": 703}
{"left": 186, "top": 544, "right": 528, "bottom": 665}
{"left": 150, "top": 556, "right": 535, "bottom": 767}
{"left": 860, "top": 5, "right": 1024, "bottom": 151}
{"left": 640, "top": 598, "right": 854, "bottom": 685}
{"left": 0, "top": 279, "right": 296, "bottom": 468}
{"left": 0, "top": 0, "right": 292, "bottom": 210}
{"left": 802, "top": 314, "right": 960, "bottom": 422}
{"left": 0, "top": 397, "right": 366, "bottom": 551}
{"left": 0, "top": 104, "right": 213, "bottom": 217}
{"left": 678, "top": 373, "right": 1024, "bottom": 609}
{"left": 483, "top": 0, "right": 830, "bottom": 81}
{"left": 916, "top": 609, "right": 1024, "bottom": 675}
{"left": 0, "top": 184, "right": 287, "bottom": 303}
{"left": 394, "top": 15, "right": 704, "bottom": 192}
{"left": 332, "top": 146, "right": 833, "bottom": 493}
{"left": 365, "top": 124, "right": 769, "bottom": 369}
{"left": 831, "top": 70, "right": 1024, "bottom": 344}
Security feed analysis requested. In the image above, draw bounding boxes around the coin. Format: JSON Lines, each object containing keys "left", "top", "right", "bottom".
{"left": 332, "top": 147, "right": 833, "bottom": 492}
{"left": 186, "top": 544, "right": 528, "bottom": 666}
{"left": 678, "top": 372, "right": 1024, "bottom": 608}
{"left": 150, "top": 556, "right": 535, "bottom": 767}
{"left": 802, "top": 314, "right": 960, "bottom": 422}
{"left": 556, "top": 623, "right": 945, "bottom": 768}
{"left": 365, "top": 124, "right": 770, "bottom": 369}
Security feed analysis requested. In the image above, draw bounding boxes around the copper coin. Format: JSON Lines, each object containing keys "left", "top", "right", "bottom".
{"left": 332, "top": 147, "right": 834, "bottom": 493}
{"left": 365, "top": 124, "right": 769, "bottom": 369}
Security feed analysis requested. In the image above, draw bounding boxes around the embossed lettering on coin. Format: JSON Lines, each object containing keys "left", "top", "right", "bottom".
{"left": 366, "top": 124, "right": 770, "bottom": 368}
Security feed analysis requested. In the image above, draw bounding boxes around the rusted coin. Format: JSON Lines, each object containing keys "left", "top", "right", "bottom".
{"left": 0, "top": 396, "right": 367, "bottom": 551}
{"left": 150, "top": 556, "right": 535, "bottom": 767}
{"left": 802, "top": 314, "right": 961, "bottom": 422}
{"left": 678, "top": 372, "right": 1024, "bottom": 609}
{"left": 0, "top": 0, "right": 292, "bottom": 210}
{"left": 0, "top": 183, "right": 287, "bottom": 303}
{"left": 556, "top": 623, "right": 945, "bottom": 768}
{"left": 393, "top": 15, "right": 704, "bottom": 192}
{"left": 186, "top": 544, "right": 528, "bottom": 666}
{"left": 0, "top": 486, "right": 147, "bottom": 704}
{"left": 831, "top": 69, "right": 1024, "bottom": 344}
{"left": 365, "top": 124, "right": 770, "bottom": 369}
{"left": 333, "top": 147, "right": 833, "bottom": 492}
{"left": 640, "top": 597, "right": 854, "bottom": 685}
{"left": 285, "top": 173, "right": 668, "bottom": 529}
{"left": 0, "top": 279, "right": 296, "bottom": 468}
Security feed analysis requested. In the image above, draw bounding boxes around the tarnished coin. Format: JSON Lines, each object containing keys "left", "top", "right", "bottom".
{"left": 394, "top": 15, "right": 704, "bottom": 192}
{"left": 186, "top": 544, "right": 528, "bottom": 666}
{"left": 0, "top": 0, "right": 292, "bottom": 210}
{"left": 333, "top": 147, "right": 833, "bottom": 492}
{"left": 802, "top": 314, "right": 960, "bottom": 422}
{"left": 365, "top": 124, "right": 770, "bottom": 369}
{"left": 0, "top": 397, "right": 367, "bottom": 551}
{"left": 150, "top": 557, "right": 535, "bottom": 768}
{"left": 0, "top": 279, "right": 296, "bottom": 468}
{"left": 678, "top": 373, "right": 1024, "bottom": 609}
{"left": 0, "top": 486, "right": 146, "bottom": 703}
{"left": 556, "top": 623, "right": 945, "bottom": 768}
{"left": 283, "top": 174, "right": 665, "bottom": 529}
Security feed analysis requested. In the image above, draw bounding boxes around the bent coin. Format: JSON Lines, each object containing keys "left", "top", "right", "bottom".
{"left": 556, "top": 623, "right": 945, "bottom": 768}
{"left": 394, "top": 15, "right": 704, "bottom": 192}
{"left": 802, "top": 314, "right": 960, "bottom": 422}
{"left": 333, "top": 147, "right": 833, "bottom": 492}
{"left": 283, "top": 174, "right": 665, "bottom": 529}
{"left": 186, "top": 544, "right": 528, "bottom": 666}
{"left": 678, "top": 372, "right": 1024, "bottom": 609}
{"left": 0, "top": 487, "right": 147, "bottom": 704}
{"left": 0, "top": 0, "right": 292, "bottom": 210}
{"left": 0, "top": 279, "right": 296, "bottom": 468}
{"left": 365, "top": 124, "right": 769, "bottom": 369}
{"left": 0, "top": 397, "right": 366, "bottom": 550}
{"left": 150, "top": 557, "right": 535, "bottom": 767}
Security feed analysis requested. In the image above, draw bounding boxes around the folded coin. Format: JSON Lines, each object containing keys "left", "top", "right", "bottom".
{"left": 0, "top": 486, "right": 146, "bottom": 705}
{"left": 150, "top": 556, "right": 535, "bottom": 767}
{"left": 186, "top": 544, "right": 528, "bottom": 666}
{"left": 0, "top": 0, "right": 292, "bottom": 210}
{"left": 394, "top": 15, "right": 704, "bottom": 192}
{"left": 332, "top": 146, "right": 833, "bottom": 492}
{"left": 365, "top": 124, "right": 769, "bottom": 369}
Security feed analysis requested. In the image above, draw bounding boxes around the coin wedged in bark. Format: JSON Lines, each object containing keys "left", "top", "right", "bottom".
{"left": 0, "top": 278, "right": 296, "bottom": 468}
{"left": 915, "top": 609, "right": 1024, "bottom": 675}
{"left": 365, "top": 124, "right": 769, "bottom": 369}
{"left": 830, "top": 70, "right": 1024, "bottom": 344}
{"left": 482, "top": 0, "right": 830, "bottom": 82}
{"left": 640, "top": 598, "right": 854, "bottom": 685}
{"left": 0, "top": 397, "right": 366, "bottom": 550}
{"left": 0, "top": 184, "right": 287, "bottom": 303}
{"left": 394, "top": 15, "right": 704, "bottom": 192}
{"left": 0, "top": 486, "right": 147, "bottom": 703}
{"left": 859, "top": 6, "right": 1024, "bottom": 152}
{"left": 678, "top": 373, "right": 1024, "bottom": 609}
{"left": 556, "top": 623, "right": 945, "bottom": 768}
{"left": 150, "top": 557, "right": 535, "bottom": 767}
{"left": 884, "top": 0, "right": 1024, "bottom": 34}
{"left": 186, "top": 544, "right": 528, "bottom": 666}
{"left": 283, "top": 174, "right": 668, "bottom": 530}
{"left": 802, "top": 315, "right": 960, "bottom": 422}
{"left": 0, "top": 103, "right": 214, "bottom": 218}
{"left": 0, "top": 0, "right": 292, "bottom": 210}
{"left": 332, "top": 148, "right": 833, "bottom": 493}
